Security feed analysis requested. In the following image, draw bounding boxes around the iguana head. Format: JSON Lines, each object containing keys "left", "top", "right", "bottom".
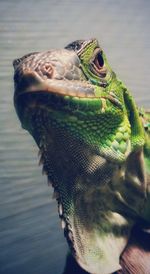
{"left": 14, "top": 38, "right": 144, "bottom": 164}
{"left": 13, "top": 39, "right": 146, "bottom": 274}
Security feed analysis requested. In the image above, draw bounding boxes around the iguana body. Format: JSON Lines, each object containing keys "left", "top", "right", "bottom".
{"left": 13, "top": 39, "right": 150, "bottom": 274}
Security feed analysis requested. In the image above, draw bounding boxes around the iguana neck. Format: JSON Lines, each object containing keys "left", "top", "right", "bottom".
{"left": 28, "top": 105, "right": 146, "bottom": 274}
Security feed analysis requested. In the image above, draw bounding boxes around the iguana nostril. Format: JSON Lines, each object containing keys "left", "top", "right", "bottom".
{"left": 37, "top": 62, "right": 53, "bottom": 78}
{"left": 43, "top": 63, "right": 53, "bottom": 77}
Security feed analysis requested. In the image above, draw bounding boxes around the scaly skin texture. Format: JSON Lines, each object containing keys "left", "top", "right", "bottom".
{"left": 13, "top": 39, "right": 150, "bottom": 274}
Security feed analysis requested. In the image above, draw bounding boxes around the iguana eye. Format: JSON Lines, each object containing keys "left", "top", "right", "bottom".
{"left": 90, "top": 50, "right": 107, "bottom": 78}
{"left": 94, "top": 52, "right": 104, "bottom": 69}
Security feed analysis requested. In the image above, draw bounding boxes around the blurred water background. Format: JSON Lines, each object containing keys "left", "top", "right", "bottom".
{"left": 0, "top": 0, "right": 150, "bottom": 273}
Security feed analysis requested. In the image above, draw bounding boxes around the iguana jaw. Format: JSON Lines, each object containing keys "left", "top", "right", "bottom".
{"left": 14, "top": 67, "right": 123, "bottom": 131}
{"left": 14, "top": 67, "right": 117, "bottom": 105}
{"left": 14, "top": 70, "right": 96, "bottom": 99}
{"left": 14, "top": 68, "right": 132, "bottom": 165}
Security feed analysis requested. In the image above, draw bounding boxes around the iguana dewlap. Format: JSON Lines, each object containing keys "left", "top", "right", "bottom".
{"left": 13, "top": 39, "right": 150, "bottom": 274}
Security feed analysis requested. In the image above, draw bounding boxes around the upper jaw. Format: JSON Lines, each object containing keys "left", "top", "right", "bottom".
{"left": 13, "top": 46, "right": 111, "bottom": 100}
{"left": 13, "top": 47, "right": 121, "bottom": 117}
{"left": 14, "top": 70, "right": 96, "bottom": 99}
{"left": 14, "top": 68, "right": 123, "bottom": 133}
{"left": 13, "top": 48, "right": 96, "bottom": 100}
{"left": 14, "top": 69, "right": 122, "bottom": 116}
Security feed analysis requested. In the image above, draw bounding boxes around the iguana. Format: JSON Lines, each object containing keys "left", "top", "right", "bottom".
{"left": 13, "top": 39, "right": 150, "bottom": 274}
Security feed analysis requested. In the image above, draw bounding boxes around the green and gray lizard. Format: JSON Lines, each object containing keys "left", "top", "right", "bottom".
{"left": 13, "top": 39, "right": 150, "bottom": 274}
